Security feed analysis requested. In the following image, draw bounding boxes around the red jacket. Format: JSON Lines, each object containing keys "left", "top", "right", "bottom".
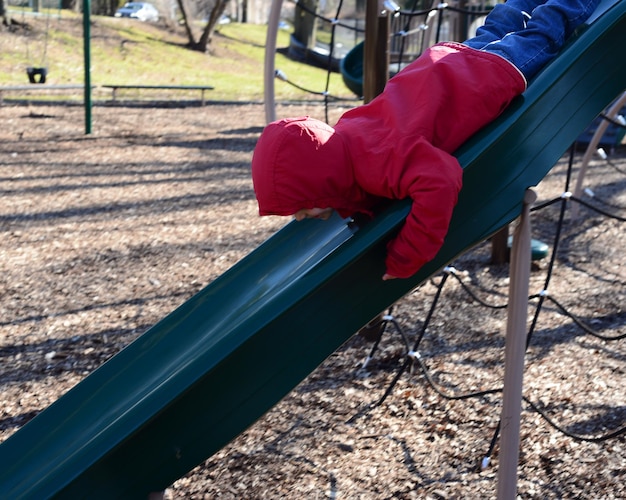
{"left": 252, "top": 42, "right": 526, "bottom": 278}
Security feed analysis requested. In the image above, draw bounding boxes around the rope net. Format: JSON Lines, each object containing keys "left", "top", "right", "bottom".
{"left": 352, "top": 137, "right": 625, "bottom": 464}
{"left": 267, "top": 0, "right": 625, "bottom": 472}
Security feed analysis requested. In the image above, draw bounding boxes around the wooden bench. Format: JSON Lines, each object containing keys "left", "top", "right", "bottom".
{"left": 102, "top": 84, "right": 215, "bottom": 105}
{"left": 0, "top": 84, "right": 88, "bottom": 105}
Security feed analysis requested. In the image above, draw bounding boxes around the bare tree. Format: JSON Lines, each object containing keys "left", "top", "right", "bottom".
{"left": 1, "top": 0, "right": 11, "bottom": 27}
{"left": 176, "top": 0, "right": 228, "bottom": 53}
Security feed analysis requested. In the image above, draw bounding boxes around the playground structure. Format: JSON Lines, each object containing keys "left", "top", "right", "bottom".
{"left": 265, "top": 0, "right": 491, "bottom": 121}
{"left": 0, "top": 1, "right": 624, "bottom": 499}
{"left": 572, "top": 90, "right": 626, "bottom": 216}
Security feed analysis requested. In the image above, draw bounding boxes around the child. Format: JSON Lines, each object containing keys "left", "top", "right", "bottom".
{"left": 251, "top": 0, "right": 600, "bottom": 280}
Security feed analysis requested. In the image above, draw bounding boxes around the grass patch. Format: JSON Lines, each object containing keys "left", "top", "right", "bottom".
{"left": 0, "top": 9, "right": 356, "bottom": 102}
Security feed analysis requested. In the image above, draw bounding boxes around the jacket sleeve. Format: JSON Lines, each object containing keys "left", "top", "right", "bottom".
{"left": 379, "top": 137, "right": 463, "bottom": 278}
{"left": 343, "top": 44, "right": 524, "bottom": 278}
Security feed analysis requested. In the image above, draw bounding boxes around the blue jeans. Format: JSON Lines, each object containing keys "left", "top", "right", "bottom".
{"left": 463, "top": 0, "right": 601, "bottom": 80}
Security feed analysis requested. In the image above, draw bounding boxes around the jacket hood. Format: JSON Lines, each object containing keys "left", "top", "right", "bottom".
{"left": 251, "top": 116, "right": 373, "bottom": 219}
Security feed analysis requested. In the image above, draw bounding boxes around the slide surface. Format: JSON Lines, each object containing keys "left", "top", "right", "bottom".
{"left": 1, "top": 1, "right": 625, "bottom": 497}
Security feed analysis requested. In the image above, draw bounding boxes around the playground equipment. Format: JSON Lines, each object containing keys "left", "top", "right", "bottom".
{"left": 20, "top": 0, "right": 62, "bottom": 84}
{"left": 340, "top": 40, "right": 365, "bottom": 97}
{"left": 0, "top": 0, "right": 624, "bottom": 498}
{"left": 337, "top": 3, "right": 490, "bottom": 98}
{"left": 572, "top": 90, "right": 626, "bottom": 217}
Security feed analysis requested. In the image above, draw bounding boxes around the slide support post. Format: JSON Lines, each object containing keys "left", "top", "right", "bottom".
{"left": 497, "top": 188, "right": 537, "bottom": 499}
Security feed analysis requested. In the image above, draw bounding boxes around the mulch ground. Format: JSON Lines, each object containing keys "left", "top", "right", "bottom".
{"left": 0, "top": 101, "right": 624, "bottom": 499}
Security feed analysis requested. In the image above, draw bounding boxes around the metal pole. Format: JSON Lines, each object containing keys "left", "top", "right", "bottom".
{"left": 263, "top": 0, "right": 283, "bottom": 124}
{"left": 83, "top": 0, "right": 92, "bottom": 134}
{"left": 571, "top": 90, "right": 626, "bottom": 218}
{"left": 497, "top": 188, "right": 537, "bottom": 500}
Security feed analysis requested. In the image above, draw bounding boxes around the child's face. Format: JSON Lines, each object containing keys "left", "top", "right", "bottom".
{"left": 293, "top": 208, "right": 334, "bottom": 221}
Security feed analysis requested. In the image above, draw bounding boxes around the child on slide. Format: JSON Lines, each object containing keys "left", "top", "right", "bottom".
{"left": 251, "top": 0, "right": 601, "bottom": 280}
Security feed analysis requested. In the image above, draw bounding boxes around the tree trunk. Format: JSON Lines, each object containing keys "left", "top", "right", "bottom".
{"left": 177, "top": 0, "right": 228, "bottom": 53}
{"left": 176, "top": 0, "right": 198, "bottom": 48}
{"left": 61, "top": 0, "right": 77, "bottom": 10}
{"left": 197, "top": 0, "right": 228, "bottom": 52}
{"left": 0, "top": 0, "right": 10, "bottom": 27}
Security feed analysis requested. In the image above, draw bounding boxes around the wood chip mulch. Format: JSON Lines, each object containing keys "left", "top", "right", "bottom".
{"left": 1, "top": 102, "right": 624, "bottom": 499}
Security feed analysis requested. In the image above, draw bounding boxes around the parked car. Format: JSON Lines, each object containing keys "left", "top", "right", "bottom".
{"left": 114, "top": 2, "right": 159, "bottom": 22}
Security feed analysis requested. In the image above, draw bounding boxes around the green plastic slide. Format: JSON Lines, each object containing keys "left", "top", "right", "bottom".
{"left": 0, "top": 0, "right": 625, "bottom": 497}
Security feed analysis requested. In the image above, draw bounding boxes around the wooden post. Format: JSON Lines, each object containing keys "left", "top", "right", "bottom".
{"left": 293, "top": 0, "right": 318, "bottom": 51}
{"left": 497, "top": 189, "right": 537, "bottom": 500}
{"left": 453, "top": 0, "right": 468, "bottom": 41}
{"left": 491, "top": 225, "right": 510, "bottom": 264}
{"left": 363, "top": 0, "right": 390, "bottom": 103}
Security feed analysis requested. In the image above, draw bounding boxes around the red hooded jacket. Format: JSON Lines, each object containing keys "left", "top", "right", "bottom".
{"left": 252, "top": 42, "right": 526, "bottom": 278}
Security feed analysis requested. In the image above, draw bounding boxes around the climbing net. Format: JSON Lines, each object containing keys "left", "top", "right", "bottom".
{"left": 265, "top": 0, "right": 490, "bottom": 122}
{"left": 264, "top": 0, "right": 625, "bottom": 471}
{"left": 353, "top": 132, "right": 626, "bottom": 466}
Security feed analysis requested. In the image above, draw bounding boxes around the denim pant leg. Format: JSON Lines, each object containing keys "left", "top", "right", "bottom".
{"left": 464, "top": 3, "right": 527, "bottom": 46}
{"left": 464, "top": 0, "right": 543, "bottom": 47}
{"left": 474, "top": 0, "right": 602, "bottom": 80}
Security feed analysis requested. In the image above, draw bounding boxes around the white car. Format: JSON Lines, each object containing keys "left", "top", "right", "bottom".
{"left": 114, "top": 2, "right": 159, "bottom": 22}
